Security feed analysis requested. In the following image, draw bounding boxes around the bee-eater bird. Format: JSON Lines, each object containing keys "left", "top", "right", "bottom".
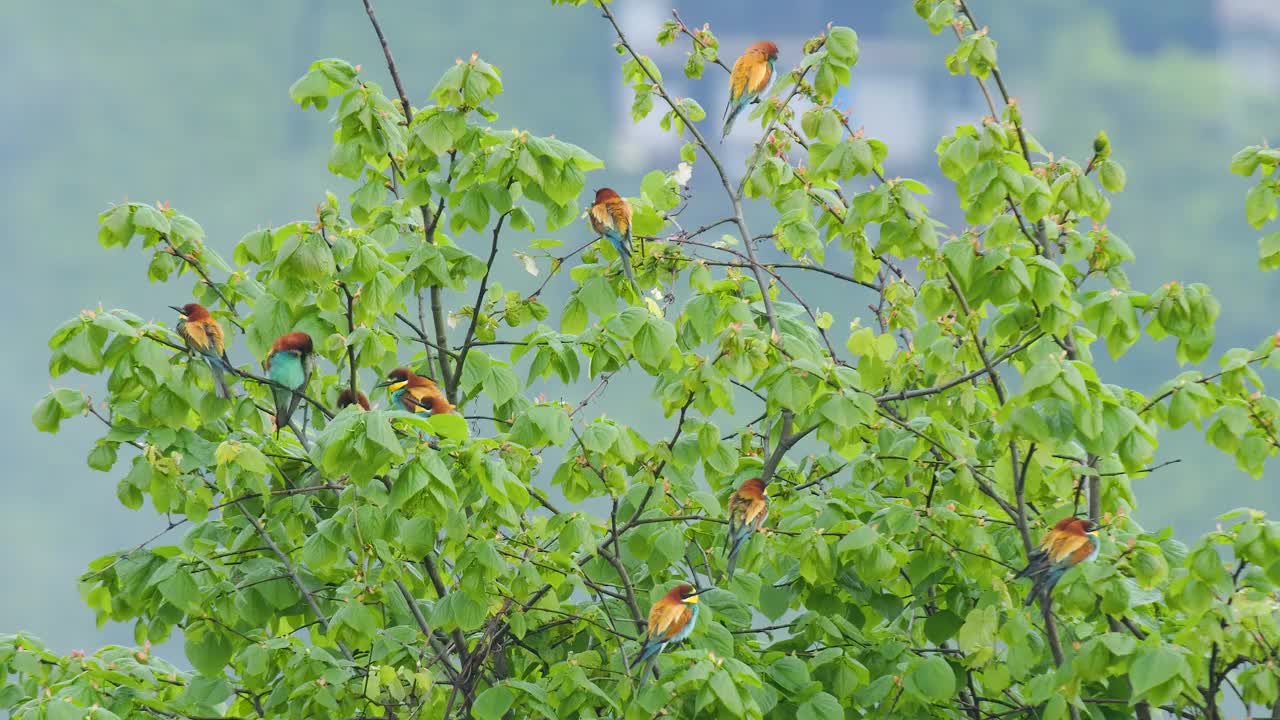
{"left": 336, "top": 389, "right": 370, "bottom": 411}
{"left": 722, "top": 41, "right": 779, "bottom": 140}
{"left": 265, "top": 332, "right": 314, "bottom": 431}
{"left": 375, "top": 367, "right": 455, "bottom": 415}
{"left": 631, "top": 584, "right": 703, "bottom": 683}
{"left": 588, "top": 188, "right": 636, "bottom": 291}
{"left": 725, "top": 477, "right": 769, "bottom": 579}
{"left": 170, "top": 303, "right": 232, "bottom": 399}
{"left": 1015, "top": 517, "right": 1100, "bottom": 607}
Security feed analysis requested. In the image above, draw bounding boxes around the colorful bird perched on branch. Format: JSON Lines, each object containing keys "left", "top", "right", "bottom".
{"left": 588, "top": 188, "right": 636, "bottom": 291}
{"left": 632, "top": 583, "right": 704, "bottom": 683}
{"left": 376, "top": 367, "right": 454, "bottom": 415}
{"left": 1015, "top": 517, "right": 1100, "bottom": 607}
{"left": 265, "top": 332, "right": 314, "bottom": 431}
{"left": 171, "top": 303, "right": 232, "bottom": 399}
{"left": 722, "top": 41, "right": 779, "bottom": 140}
{"left": 725, "top": 477, "right": 769, "bottom": 579}
{"left": 336, "top": 389, "right": 370, "bottom": 411}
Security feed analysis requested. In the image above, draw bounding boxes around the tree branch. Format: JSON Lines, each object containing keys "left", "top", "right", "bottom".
{"left": 450, "top": 209, "right": 511, "bottom": 397}
{"left": 361, "top": 0, "right": 454, "bottom": 391}
{"left": 231, "top": 499, "right": 354, "bottom": 663}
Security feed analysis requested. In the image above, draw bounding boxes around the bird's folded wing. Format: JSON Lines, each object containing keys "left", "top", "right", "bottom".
{"left": 404, "top": 387, "right": 440, "bottom": 414}
{"left": 747, "top": 61, "right": 771, "bottom": 95}
{"left": 589, "top": 204, "right": 612, "bottom": 235}
{"left": 181, "top": 322, "right": 209, "bottom": 350}
{"left": 203, "top": 320, "right": 226, "bottom": 354}
{"left": 729, "top": 59, "right": 755, "bottom": 100}
{"left": 608, "top": 199, "right": 632, "bottom": 233}
{"left": 1045, "top": 531, "right": 1090, "bottom": 564}
{"left": 648, "top": 602, "right": 689, "bottom": 640}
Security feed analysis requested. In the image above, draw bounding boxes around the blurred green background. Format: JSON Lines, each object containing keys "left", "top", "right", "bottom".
{"left": 2, "top": 0, "right": 1276, "bottom": 653}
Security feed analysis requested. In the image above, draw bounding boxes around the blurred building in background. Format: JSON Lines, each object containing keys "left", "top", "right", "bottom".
{"left": 1218, "top": 0, "right": 1280, "bottom": 92}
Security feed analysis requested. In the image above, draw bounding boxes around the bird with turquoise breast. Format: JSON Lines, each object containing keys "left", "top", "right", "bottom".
{"left": 265, "top": 331, "right": 314, "bottom": 430}
{"left": 722, "top": 41, "right": 779, "bottom": 140}
{"left": 375, "top": 367, "right": 455, "bottom": 415}
{"left": 1015, "top": 517, "right": 1101, "bottom": 607}
{"left": 588, "top": 188, "right": 636, "bottom": 292}
{"left": 171, "top": 303, "right": 233, "bottom": 399}
{"left": 631, "top": 583, "right": 703, "bottom": 683}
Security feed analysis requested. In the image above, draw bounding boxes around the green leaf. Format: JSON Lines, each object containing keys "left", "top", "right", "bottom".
{"left": 509, "top": 404, "right": 570, "bottom": 447}
{"left": 99, "top": 204, "right": 136, "bottom": 247}
{"left": 798, "top": 691, "right": 841, "bottom": 720}
{"left": 32, "top": 394, "right": 65, "bottom": 433}
{"left": 87, "top": 442, "right": 119, "bottom": 471}
{"left": 426, "top": 412, "right": 469, "bottom": 441}
{"left": 771, "top": 373, "right": 810, "bottom": 412}
{"left": 1131, "top": 645, "right": 1190, "bottom": 699}
{"left": 234, "top": 445, "right": 271, "bottom": 475}
{"left": 1099, "top": 632, "right": 1137, "bottom": 656}
{"left": 159, "top": 567, "right": 202, "bottom": 613}
{"left": 826, "top": 27, "right": 859, "bottom": 65}
{"left": 1098, "top": 159, "right": 1126, "bottom": 192}
{"left": 633, "top": 317, "right": 676, "bottom": 370}
{"left": 702, "top": 588, "right": 751, "bottom": 627}
{"left": 286, "top": 234, "right": 337, "bottom": 282}
{"left": 709, "top": 670, "right": 744, "bottom": 716}
{"left": 1245, "top": 183, "right": 1277, "bottom": 229}
{"left": 185, "top": 627, "right": 232, "bottom": 676}
{"left": 334, "top": 600, "right": 379, "bottom": 637}
{"left": 838, "top": 524, "right": 878, "bottom": 553}
{"left": 484, "top": 365, "right": 520, "bottom": 406}
{"left": 1259, "top": 232, "right": 1280, "bottom": 272}
{"left": 366, "top": 409, "right": 404, "bottom": 453}
{"left": 472, "top": 686, "right": 514, "bottom": 720}
{"left": 769, "top": 656, "right": 812, "bottom": 694}
{"left": 940, "top": 136, "right": 979, "bottom": 179}
{"left": 179, "top": 676, "right": 232, "bottom": 709}
{"left": 132, "top": 204, "right": 171, "bottom": 234}
{"left": 46, "top": 701, "right": 84, "bottom": 720}
{"left": 32, "top": 389, "right": 86, "bottom": 433}
{"left": 651, "top": 525, "right": 685, "bottom": 566}
{"left": 923, "top": 611, "right": 963, "bottom": 645}
{"left": 906, "top": 655, "right": 955, "bottom": 701}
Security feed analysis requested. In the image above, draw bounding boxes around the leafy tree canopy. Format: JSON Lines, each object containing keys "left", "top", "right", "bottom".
{"left": 9, "top": 1, "right": 1280, "bottom": 718}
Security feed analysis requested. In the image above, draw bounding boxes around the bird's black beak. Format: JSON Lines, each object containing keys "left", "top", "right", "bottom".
{"left": 168, "top": 305, "right": 185, "bottom": 315}
{"left": 373, "top": 379, "right": 391, "bottom": 389}
{"left": 687, "top": 587, "right": 712, "bottom": 597}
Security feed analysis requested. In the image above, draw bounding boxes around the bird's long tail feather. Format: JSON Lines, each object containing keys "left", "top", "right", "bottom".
{"left": 725, "top": 547, "right": 741, "bottom": 581}
{"left": 272, "top": 387, "right": 295, "bottom": 435}
{"left": 605, "top": 232, "right": 638, "bottom": 294}
{"left": 635, "top": 654, "right": 660, "bottom": 688}
{"left": 722, "top": 100, "right": 746, "bottom": 140}
{"left": 1024, "top": 568, "right": 1063, "bottom": 607}
{"left": 209, "top": 362, "right": 230, "bottom": 399}
{"left": 630, "top": 638, "right": 661, "bottom": 669}
{"left": 285, "top": 391, "right": 303, "bottom": 430}
{"left": 620, "top": 256, "right": 637, "bottom": 294}
{"left": 1014, "top": 550, "right": 1047, "bottom": 580}
{"left": 725, "top": 529, "right": 748, "bottom": 580}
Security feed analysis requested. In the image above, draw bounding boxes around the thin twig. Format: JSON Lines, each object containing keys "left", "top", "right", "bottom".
{"left": 451, "top": 209, "right": 511, "bottom": 395}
